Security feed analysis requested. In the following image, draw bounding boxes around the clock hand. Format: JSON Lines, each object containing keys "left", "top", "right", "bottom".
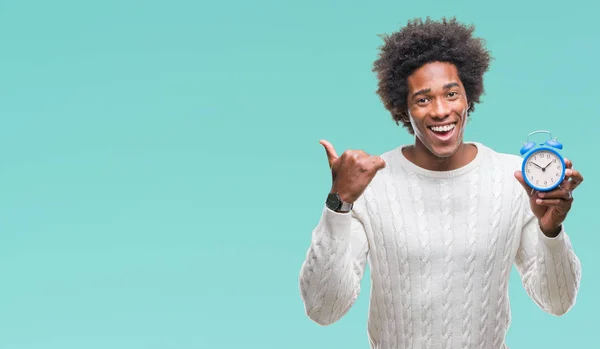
{"left": 542, "top": 160, "right": 554, "bottom": 170}
{"left": 530, "top": 162, "right": 544, "bottom": 170}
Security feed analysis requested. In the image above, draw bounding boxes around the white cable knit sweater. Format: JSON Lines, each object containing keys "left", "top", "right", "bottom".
{"left": 299, "top": 142, "right": 581, "bottom": 349}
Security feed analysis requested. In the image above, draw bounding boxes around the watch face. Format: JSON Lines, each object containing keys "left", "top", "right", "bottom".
{"left": 524, "top": 149, "right": 565, "bottom": 190}
{"left": 326, "top": 193, "right": 340, "bottom": 210}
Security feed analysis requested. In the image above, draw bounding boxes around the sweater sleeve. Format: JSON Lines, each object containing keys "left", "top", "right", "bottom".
{"left": 298, "top": 205, "right": 370, "bottom": 326}
{"left": 513, "top": 194, "right": 582, "bottom": 316}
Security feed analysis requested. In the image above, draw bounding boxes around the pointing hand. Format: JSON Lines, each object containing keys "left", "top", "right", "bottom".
{"left": 320, "top": 140, "right": 386, "bottom": 203}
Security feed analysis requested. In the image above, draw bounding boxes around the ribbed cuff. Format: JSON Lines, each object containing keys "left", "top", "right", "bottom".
{"left": 315, "top": 205, "right": 352, "bottom": 240}
{"left": 539, "top": 224, "right": 566, "bottom": 249}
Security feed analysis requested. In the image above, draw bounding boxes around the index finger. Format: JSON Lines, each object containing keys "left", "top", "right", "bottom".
{"left": 370, "top": 155, "right": 386, "bottom": 170}
{"left": 564, "top": 157, "right": 573, "bottom": 169}
{"left": 565, "top": 168, "right": 584, "bottom": 191}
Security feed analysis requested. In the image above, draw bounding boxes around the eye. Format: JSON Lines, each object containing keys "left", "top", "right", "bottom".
{"left": 447, "top": 91, "right": 459, "bottom": 98}
{"left": 417, "top": 97, "right": 429, "bottom": 104}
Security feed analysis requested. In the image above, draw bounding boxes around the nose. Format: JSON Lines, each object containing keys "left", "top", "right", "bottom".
{"left": 430, "top": 98, "right": 451, "bottom": 120}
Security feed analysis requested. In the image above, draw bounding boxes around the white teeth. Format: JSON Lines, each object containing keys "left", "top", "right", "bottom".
{"left": 430, "top": 123, "right": 456, "bottom": 132}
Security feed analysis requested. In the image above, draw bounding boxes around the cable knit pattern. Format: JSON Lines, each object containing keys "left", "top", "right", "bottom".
{"left": 493, "top": 181, "right": 521, "bottom": 348}
{"left": 386, "top": 173, "right": 409, "bottom": 349}
{"left": 462, "top": 160, "right": 480, "bottom": 348}
{"left": 438, "top": 178, "right": 453, "bottom": 349}
{"left": 479, "top": 151, "right": 503, "bottom": 347}
{"left": 365, "top": 185, "right": 398, "bottom": 348}
{"left": 539, "top": 245, "right": 551, "bottom": 310}
{"left": 554, "top": 247, "right": 569, "bottom": 313}
{"left": 391, "top": 170, "right": 413, "bottom": 349}
{"left": 299, "top": 142, "right": 582, "bottom": 349}
{"left": 407, "top": 171, "right": 433, "bottom": 348}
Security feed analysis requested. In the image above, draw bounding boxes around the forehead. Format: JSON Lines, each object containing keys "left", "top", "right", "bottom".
{"left": 407, "top": 61, "right": 462, "bottom": 92}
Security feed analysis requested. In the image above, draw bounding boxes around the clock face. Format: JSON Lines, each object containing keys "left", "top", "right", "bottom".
{"left": 524, "top": 149, "right": 565, "bottom": 190}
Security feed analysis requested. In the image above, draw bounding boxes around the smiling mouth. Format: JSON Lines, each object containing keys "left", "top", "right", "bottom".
{"left": 428, "top": 122, "right": 457, "bottom": 137}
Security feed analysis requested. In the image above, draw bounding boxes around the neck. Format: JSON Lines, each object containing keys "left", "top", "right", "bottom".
{"left": 403, "top": 138, "right": 477, "bottom": 172}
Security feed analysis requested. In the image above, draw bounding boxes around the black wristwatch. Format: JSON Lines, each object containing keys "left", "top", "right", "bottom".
{"left": 325, "top": 192, "right": 353, "bottom": 213}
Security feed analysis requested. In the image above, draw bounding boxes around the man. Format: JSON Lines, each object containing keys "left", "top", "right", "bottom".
{"left": 298, "top": 17, "right": 583, "bottom": 349}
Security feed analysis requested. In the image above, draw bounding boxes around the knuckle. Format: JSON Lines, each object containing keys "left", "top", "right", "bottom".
{"left": 349, "top": 151, "right": 361, "bottom": 159}
{"left": 357, "top": 161, "right": 369, "bottom": 171}
{"left": 342, "top": 151, "right": 356, "bottom": 162}
{"left": 356, "top": 150, "right": 369, "bottom": 158}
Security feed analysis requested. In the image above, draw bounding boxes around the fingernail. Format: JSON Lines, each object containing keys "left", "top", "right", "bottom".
{"left": 536, "top": 199, "right": 542, "bottom": 204}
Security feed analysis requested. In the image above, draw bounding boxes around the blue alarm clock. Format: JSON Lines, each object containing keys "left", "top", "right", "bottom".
{"left": 519, "top": 130, "right": 566, "bottom": 192}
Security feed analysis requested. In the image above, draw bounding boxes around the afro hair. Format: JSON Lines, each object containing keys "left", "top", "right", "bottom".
{"left": 372, "top": 17, "right": 493, "bottom": 134}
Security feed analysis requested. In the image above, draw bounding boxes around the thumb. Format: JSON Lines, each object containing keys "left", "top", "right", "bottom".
{"left": 514, "top": 170, "right": 533, "bottom": 196}
{"left": 319, "top": 139, "right": 338, "bottom": 167}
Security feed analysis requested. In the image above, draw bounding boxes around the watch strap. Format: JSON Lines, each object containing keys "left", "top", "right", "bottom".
{"left": 337, "top": 200, "right": 353, "bottom": 212}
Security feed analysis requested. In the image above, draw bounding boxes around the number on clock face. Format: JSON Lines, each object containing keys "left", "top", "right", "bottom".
{"left": 524, "top": 150, "right": 564, "bottom": 190}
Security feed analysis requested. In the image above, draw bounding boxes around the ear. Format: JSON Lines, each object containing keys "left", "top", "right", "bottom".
{"left": 392, "top": 109, "right": 410, "bottom": 126}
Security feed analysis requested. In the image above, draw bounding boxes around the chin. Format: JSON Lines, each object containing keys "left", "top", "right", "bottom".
{"left": 429, "top": 144, "right": 461, "bottom": 159}
{"left": 422, "top": 124, "right": 463, "bottom": 158}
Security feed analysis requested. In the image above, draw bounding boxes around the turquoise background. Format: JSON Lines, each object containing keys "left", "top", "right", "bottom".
{"left": 0, "top": 0, "right": 597, "bottom": 348}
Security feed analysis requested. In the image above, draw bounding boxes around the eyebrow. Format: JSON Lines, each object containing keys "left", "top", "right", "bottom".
{"left": 411, "top": 82, "right": 460, "bottom": 99}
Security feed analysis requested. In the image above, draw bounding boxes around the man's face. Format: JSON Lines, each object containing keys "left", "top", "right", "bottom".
{"left": 406, "top": 61, "right": 469, "bottom": 158}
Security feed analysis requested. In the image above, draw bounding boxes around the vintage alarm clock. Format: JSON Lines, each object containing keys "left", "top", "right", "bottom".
{"left": 519, "top": 130, "right": 566, "bottom": 192}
